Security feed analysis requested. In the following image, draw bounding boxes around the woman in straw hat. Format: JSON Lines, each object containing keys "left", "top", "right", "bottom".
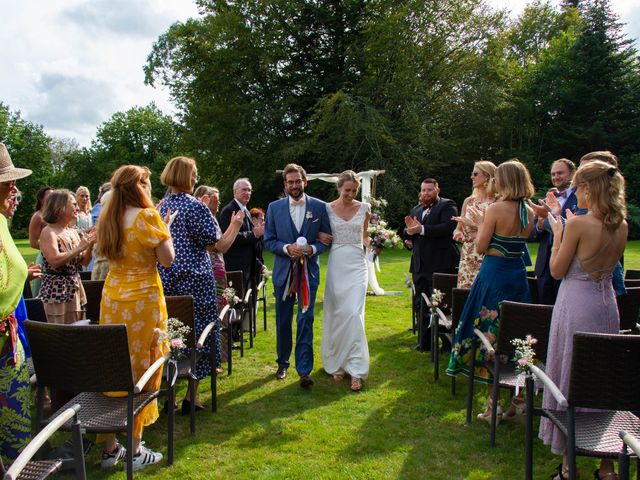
{"left": 0, "top": 143, "right": 34, "bottom": 462}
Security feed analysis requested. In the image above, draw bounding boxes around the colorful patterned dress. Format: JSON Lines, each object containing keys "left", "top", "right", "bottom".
{"left": 39, "top": 229, "right": 86, "bottom": 324}
{"left": 159, "top": 193, "right": 220, "bottom": 378}
{"left": 457, "top": 197, "right": 494, "bottom": 289}
{"left": 100, "top": 208, "right": 170, "bottom": 439}
{"left": 0, "top": 214, "right": 31, "bottom": 463}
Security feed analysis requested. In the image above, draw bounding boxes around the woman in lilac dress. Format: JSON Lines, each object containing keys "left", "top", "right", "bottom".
{"left": 539, "top": 160, "right": 627, "bottom": 480}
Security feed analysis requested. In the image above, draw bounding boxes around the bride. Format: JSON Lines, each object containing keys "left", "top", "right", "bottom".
{"left": 321, "top": 170, "right": 371, "bottom": 392}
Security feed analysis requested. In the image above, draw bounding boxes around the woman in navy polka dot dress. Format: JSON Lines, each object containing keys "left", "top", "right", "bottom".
{"left": 158, "top": 156, "right": 243, "bottom": 411}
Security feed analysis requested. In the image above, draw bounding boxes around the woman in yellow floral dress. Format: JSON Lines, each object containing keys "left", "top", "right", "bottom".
{"left": 96, "top": 165, "right": 174, "bottom": 472}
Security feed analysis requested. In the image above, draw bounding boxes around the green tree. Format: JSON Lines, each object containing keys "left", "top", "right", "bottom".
{"left": 0, "top": 102, "right": 53, "bottom": 233}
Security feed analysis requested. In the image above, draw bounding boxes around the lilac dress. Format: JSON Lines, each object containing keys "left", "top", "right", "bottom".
{"left": 538, "top": 255, "right": 619, "bottom": 455}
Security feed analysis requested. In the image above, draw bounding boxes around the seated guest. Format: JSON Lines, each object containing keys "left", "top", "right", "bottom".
{"left": 539, "top": 160, "right": 627, "bottom": 480}
{"left": 446, "top": 160, "right": 535, "bottom": 421}
{"left": 38, "top": 190, "right": 95, "bottom": 324}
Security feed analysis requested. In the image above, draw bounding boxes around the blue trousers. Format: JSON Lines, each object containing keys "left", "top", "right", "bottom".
{"left": 274, "top": 285, "right": 318, "bottom": 376}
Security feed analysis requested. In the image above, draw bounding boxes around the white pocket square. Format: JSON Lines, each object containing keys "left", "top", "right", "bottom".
{"left": 312, "top": 219, "right": 319, "bottom": 223}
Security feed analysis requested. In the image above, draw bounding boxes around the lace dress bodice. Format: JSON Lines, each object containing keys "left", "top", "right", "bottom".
{"left": 326, "top": 202, "right": 371, "bottom": 247}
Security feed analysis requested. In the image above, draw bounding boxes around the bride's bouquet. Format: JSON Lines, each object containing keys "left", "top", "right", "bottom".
{"left": 368, "top": 220, "right": 402, "bottom": 251}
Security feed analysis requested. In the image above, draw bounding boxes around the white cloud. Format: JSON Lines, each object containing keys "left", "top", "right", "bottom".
{"left": 1, "top": 0, "right": 638, "bottom": 148}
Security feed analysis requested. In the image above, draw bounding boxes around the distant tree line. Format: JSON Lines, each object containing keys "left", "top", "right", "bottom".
{"left": 2, "top": 0, "right": 639, "bottom": 236}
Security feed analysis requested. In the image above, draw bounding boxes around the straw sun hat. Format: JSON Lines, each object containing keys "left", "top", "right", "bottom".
{"left": 0, "top": 143, "right": 33, "bottom": 183}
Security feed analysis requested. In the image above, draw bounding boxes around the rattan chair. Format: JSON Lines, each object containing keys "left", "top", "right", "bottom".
{"left": 619, "top": 431, "right": 640, "bottom": 480}
{"left": 447, "top": 288, "right": 470, "bottom": 395}
{"left": 1, "top": 405, "right": 86, "bottom": 480}
{"left": 617, "top": 287, "right": 640, "bottom": 333}
{"left": 24, "top": 321, "right": 176, "bottom": 480}
{"left": 78, "top": 271, "right": 92, "bottom": 281}
{"left": 479, "top": 301, "right": 553, "bottom": 447}
{"left": 225, "top": 271, "right": 253, "bottom": 355}
{"left": 524, "top": 332, "right": 640, "bottom": 480}
{"left": 164, "top": 295, "right": 212, "bottom": 434}
{"left": 255, "top": 277, "right": 269, "bottom": 332}
{"left": 624, "top": 279, "right": 640, "bottom": 288}
{"left": 81, "top": 280, "right": 104, "bottom": 324}
{"left": 624, "top": 269, "right": 640, "bottom": 280}
{"left": 25, "top": 299, "right": 47, "bottom": 323}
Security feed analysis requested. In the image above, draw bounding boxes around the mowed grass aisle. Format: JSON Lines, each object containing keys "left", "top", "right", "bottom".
{"left": 15, "top": 242, "right": 640, "bottom": 479}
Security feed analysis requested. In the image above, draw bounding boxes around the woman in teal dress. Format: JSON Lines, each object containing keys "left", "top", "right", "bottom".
{"left": 446, "top": 160, "right": 535, "bottom": 420}
{"left": 0, "top": 143, "right": 33, "bottom": 463}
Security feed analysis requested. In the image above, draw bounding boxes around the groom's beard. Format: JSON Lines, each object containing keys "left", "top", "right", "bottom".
{"left": 288, "top": 187, "right": 304, "bottom": 200}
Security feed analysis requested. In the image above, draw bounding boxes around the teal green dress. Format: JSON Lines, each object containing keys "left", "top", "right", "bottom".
{"left": 0, "top": 215, "right": 31, "bottom": 463}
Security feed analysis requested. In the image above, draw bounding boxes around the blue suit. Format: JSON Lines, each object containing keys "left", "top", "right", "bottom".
{"left": 532, "top": 190, "right": 578, "bottom": 304}
{"left": 264, "top": 195, "right": 331, "bottom": 375}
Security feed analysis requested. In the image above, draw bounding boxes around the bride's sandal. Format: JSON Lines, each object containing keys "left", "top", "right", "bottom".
{"left": 350, "top": 377, "right": 363, "bottom": 392}
{"left": 333, "top": 374, "right": 344, "bottom": 383}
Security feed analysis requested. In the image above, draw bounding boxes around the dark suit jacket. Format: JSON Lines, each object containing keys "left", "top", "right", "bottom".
{"left": 220, "top": 199, "right": 257, "bottom": 289}
{"left": 532, "top": 190, "right": 578, "bottom": 304}
{"left": 405, "top": 197, "right": 460, "bottom": 282}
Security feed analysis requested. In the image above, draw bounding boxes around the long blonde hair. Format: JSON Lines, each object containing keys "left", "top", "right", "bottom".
{"left": 75, "top": 186, "right": 92, "bottom": 214}
{"left": 572, "top": 160, "right": 626, "bottom": 232}
{"left": 472, "top": 161, "right": 497, "bottom": 199}
{"left": 96, "top": 165, "right": 154, "bottom": 260}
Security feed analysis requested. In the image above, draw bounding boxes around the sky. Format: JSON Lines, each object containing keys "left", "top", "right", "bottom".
{"left": 1, "top": 0, "right": 639, "bottom": 148}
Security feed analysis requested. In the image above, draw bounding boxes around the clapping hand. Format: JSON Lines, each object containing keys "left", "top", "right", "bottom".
{"left": 404, "top": 216, "right": 422, "bottom": 235}
{"left": 27, "top": 263, "right": 41, "bottom": 281}
{"left": 545, "top": 191, "right": 562, "bottom": 216}
{"left": 527, "top": 199, "right": 550, "bottom": 218}
{"left": 547, "top": 212, "right": 564, "bottom": 238}
{"left": 80, "top": 230, "right": 97, "bottom": 249}
{"left": 452, "top": 229, "right": 465, "bottom": 242}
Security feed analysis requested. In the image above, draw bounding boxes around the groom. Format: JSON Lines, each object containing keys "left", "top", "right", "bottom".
{"left": 264, "top": 163, "right": 331, "bottom": 388}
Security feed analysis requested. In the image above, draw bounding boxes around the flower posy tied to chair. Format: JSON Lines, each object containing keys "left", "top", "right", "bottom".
{"left": 511, "top": 335, "right": 538, "bottom": 395}
{"left": 161, "top": 317, "right": 192, "bottom": 361}
{"left": 284, "top": 236, "right": 311, "bottom": 312}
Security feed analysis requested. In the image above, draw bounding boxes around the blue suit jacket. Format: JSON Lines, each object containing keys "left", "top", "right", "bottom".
{"left": 264, "top": 195, "right": 331, "bottom": 289}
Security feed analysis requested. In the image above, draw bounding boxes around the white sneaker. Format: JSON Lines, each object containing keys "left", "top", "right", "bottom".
{"left": 131, "top": 445, "right": 163, "bottom": 471}
{"left": 101, "top": 443, "right": 126, "bottom": 468}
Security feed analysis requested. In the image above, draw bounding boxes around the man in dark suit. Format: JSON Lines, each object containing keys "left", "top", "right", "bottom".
{"left": 219, "top": 178, "right": 264, "bottom": 294}
{"left": 404, "top": 178, "right": 459, "bottom": 350}
{"left": 530, "top": 158, "right": 577, "bottom": 305}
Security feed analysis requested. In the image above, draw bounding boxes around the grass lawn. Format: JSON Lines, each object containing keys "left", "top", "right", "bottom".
{"left": 16, "top": 241, "right": 640, "bottom": 479}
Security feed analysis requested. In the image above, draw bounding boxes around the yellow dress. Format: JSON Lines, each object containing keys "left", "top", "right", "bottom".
{"left": 99, "top": 208, "right": 170, "bottom": 438}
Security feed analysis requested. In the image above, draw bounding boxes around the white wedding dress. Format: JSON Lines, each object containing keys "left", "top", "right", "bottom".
{"left": 321, "top": 202, "right": 370, "bottom": 380}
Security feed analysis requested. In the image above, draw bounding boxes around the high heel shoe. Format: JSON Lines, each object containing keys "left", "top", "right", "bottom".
{"left": 477, "top": 398, "right": 502, "bottom": 424}
{"left": 502, "top": 397, "right": 526, "bottom": 423}
{"left": 181, "top": 399, "right": 205, "bottom": 416}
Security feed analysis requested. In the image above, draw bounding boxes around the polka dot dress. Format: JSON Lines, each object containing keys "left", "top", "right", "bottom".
{"left": 159, "top": 193, "right": 221, "bottom": 379}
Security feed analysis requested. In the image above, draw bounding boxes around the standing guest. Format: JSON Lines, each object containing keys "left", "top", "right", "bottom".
{"left": 250, "top": 207, "right": 266, "bottom": 289}
{"left": 28, "top": 186, "right": 53, "bottom": 296}
{"left": 90, "top": 190, "right": 112, "bottom": 281}
{"left": 2, "top": 188, "right": 21, "bottom": 221}
{"left": 446, "top": 160, "right": 534, "bottom": 420}
{"left": 220, "top": 178, "right": 263, "bottom": 296}
{"left": 530, "top": 158, "right": 578, "bottom": 304}
{"left": 38, "top": 190, "right": 95, "bottom": 324}
{"left": 453, "top": 161, "right": 497, "bottom": 288}
{"left": 539, "top": 161, "right": 627, "bottom": 480}
{"left": 159, "top": 157, "right": 243, "bottom": 412}
{"left": 264, "top": 163, "right": 331, "bottom": 388}
{"left": 0, "top": 143, "right": 33, "bottom": 463}
{"left": 579, "top": 150, "right": 618, "bottom": 167}
{"left": 404, "top": 178, "right": 459, "bottom": 350}
{"left": 321, "top": 171, "right": 371, "bottom": 392}
{"left": 96, "top": 165, "right": 174, "bottom": 471}
{"left": 193, "top": 184, "right": 244, "bottom": 368}
{"left": 91, "top": 182, "right": 112, "bottom": 225}
{"left": 72, "top": 186, "right": 93, "bottom": 232}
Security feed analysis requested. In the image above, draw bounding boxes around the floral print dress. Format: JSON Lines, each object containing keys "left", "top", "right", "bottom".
{"left": 456, "top": 197, "right": 494, "bottom": 289}
{"left": 100, "top": 208, "right": 170, "bottom": 438}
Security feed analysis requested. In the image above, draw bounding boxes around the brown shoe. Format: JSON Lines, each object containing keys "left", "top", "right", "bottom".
{"left": 276, "top": 368, "right": 287, "bottom": 380}
{"left": 299, "top": 375, "right": 314, "bottom": 389}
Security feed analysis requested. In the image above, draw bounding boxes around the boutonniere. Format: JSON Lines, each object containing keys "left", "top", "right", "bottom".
{"left": 305, "top": 211, "right": 313, "bottom": 220}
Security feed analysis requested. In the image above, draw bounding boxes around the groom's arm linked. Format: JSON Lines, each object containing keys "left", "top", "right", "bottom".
{"left": 307, "top": 199, "right": 331, "bottom": 256}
